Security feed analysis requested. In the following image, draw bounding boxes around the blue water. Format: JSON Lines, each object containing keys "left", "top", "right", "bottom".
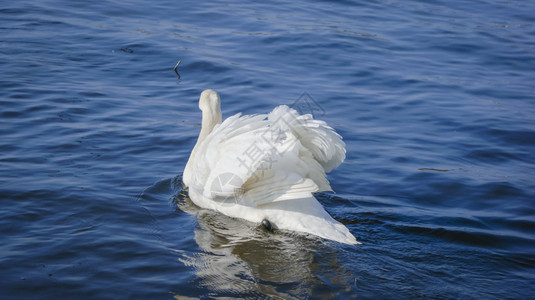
{"left": 1, "top": 0, "right": 534, "bottom": 298}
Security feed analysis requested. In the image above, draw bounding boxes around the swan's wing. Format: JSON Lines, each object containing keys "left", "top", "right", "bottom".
{"left": 190, "top": 112, "right": 331, "bottom": 207}
{"left": 267, "top": 105, "right": 346, "bottom": 173}
{"left": 187, "top": 113, "right": 266, "bottom": 196}
{"left": 238, "top": 133, "right": 332, "bottom": 206}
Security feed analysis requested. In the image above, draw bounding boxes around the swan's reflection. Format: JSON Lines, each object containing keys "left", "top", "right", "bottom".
{"left": 173, "top": 185, "right": 356, "bottom": 298}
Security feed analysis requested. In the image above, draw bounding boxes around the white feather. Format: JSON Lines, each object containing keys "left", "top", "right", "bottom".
{"left": 183, "top": 90, "right": 359, "bottom": 245}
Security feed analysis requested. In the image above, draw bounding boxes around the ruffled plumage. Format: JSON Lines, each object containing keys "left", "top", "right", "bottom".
{"left": 183, "top": 90, "right": 358, "bottom": 245}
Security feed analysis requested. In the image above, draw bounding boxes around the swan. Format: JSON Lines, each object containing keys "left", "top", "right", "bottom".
{"left": 183, "top": 89, "right": 359, "bottom": 245}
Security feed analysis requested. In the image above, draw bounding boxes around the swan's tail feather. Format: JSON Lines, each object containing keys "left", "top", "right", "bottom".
{"left": 264, "top": 196, "right": 360, "bottom": 245}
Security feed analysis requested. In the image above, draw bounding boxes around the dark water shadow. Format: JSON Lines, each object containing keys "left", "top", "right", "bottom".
{"left": 139, "top": 176, "right": 359, "bottom": 298}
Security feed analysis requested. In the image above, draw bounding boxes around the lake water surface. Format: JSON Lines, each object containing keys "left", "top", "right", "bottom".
{"left": 1, "top": 0, "right": 534, "bottom": 298}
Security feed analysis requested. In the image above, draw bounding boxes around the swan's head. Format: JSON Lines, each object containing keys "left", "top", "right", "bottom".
{"left": 199, "top": 89, "right": 221, "bottom": 113}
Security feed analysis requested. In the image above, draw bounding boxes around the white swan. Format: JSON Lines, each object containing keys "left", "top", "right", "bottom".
{"left": 183, "top": 89, "right": 359, "bottom": 245}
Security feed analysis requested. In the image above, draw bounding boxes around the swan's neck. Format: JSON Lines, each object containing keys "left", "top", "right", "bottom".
{"left": 183, "top": 89, "right": 222, "bottom": 187}
{"left": 190, "top": 106, "right": 222, "bottom": 160}
{"left": 197, "top": 108, "right": 222, "bottom": 144}
{"left": 184, "top": 107, "right": 221, "bottom": 185}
